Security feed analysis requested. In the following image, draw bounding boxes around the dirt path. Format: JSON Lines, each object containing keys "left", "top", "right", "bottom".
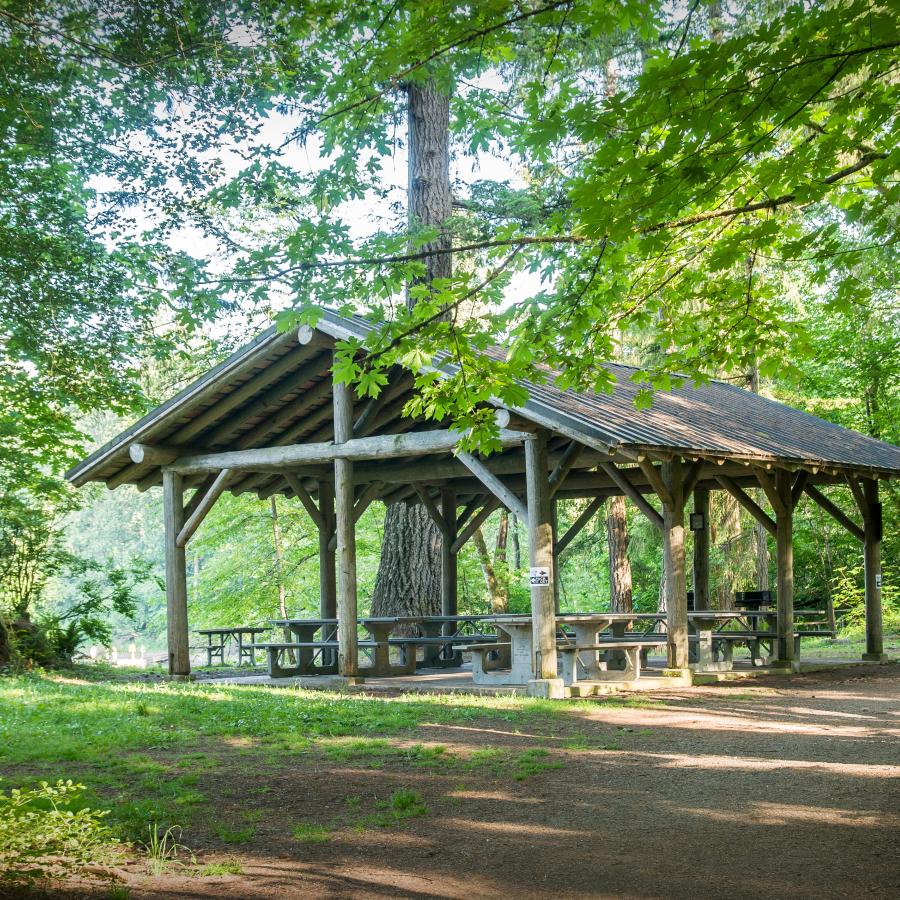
{"left": 16, "top": 665, "right": 900, "bottom": 899}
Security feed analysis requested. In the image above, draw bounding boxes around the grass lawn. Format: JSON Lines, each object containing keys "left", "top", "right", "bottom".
{"left": 0, "top": 670, "right": 611, "bottom": 845}
{"left": 1, "top": 661, "right": 897, "bottom": 897}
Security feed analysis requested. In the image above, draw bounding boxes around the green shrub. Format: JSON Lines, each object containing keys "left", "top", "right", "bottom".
{"left": 0, "top": 780, "right": 119, "bottom": 883}
{"left": 832, "top": 564, "right": 900, "bottom": 634}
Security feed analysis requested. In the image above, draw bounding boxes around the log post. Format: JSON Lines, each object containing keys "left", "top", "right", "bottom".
{"left": 318, "top": 479, "right": 337, "bottom": 620}
{"left": 163, "top": 469, "right": 190, "bottom": 677}
{"left": 661, "top": 458, "right": 688, "bottom": 669}
{"left": 862, "top": 479, "right": 884, "bottom": 661}
{"left": 333, "top": 377, "right": 358, "bottom": 678}
{"left": 692, "top": 487, "right": 710, "bottom": 611}
{"left": 525, "top": 431, "right": 562, "bottom": 696}
{"left": 774, "top": 469, "right": 795, "bottom": 667}
{"left": 440, "top": 487, "right": 458, "bottom": 619}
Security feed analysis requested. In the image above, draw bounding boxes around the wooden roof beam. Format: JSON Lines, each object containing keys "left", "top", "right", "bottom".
{"left": 160, "top": 428, "right": 532, "bottom": 476}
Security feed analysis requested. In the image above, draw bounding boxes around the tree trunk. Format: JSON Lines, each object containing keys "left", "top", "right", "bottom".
{"left": 371, "top": 502, "right": 442, "bottom": 618}
{"left": 405, "top": 79, "right": 452, "bottom": 305}
{"left": 372, "top": 78, "right": 451, "bottom": 616}
{"left": 270, "top": 496, "right": 288, "bottom": 619}
{"left": 606, "top": 496, "right": 633, "bottom": 612}
{"left": 473, "top": 526, "right": 507, "bottom": 613}
{"left": 511, "top": 513, "right": 521, "bottom": 569}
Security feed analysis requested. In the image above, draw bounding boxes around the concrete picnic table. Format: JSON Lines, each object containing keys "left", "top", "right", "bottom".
{"left": 463, "top": 613, "right": 667, "bottom": 686}
{"left": 195, "top": 626, "right": 270, "bottom": 667}
{"left": 267, "top": 615, "right": 499, "bottom": 677}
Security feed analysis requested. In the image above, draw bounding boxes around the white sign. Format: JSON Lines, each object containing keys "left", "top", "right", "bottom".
{"left": 529, "top": 566, "right": 550, "bottom": 586}
{"left": 875, "top": 573, "right": 882, "bottom": 589}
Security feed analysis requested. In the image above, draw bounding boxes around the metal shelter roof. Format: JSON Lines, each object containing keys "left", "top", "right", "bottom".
{"left": 66, "top": 308, "right": 900, "bottom": 493}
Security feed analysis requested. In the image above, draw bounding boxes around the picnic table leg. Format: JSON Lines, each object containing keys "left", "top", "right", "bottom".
{"left": 695, "top": 630, "right": 714, "bottom": 671}
{"left": 560, "top": 651, "right": 579, "bottom": 685}
{"left": 606, "top": 622, "right": 628, "bottom": 671}
{"left": 236, "top": 632, "right": 245, "bottom": 667}
{"left": 366, "top": 624, "right": 393, "bottom": 676}
{"left": 509, "top": 626, "right": 536, "bottom": 684}
{"left": 206, "top": 639, "right": 213, "bottom": 668}
{"left": 625, "top": 647, "right": 641, "bottom": 680}
{"left": 572, "top": 625, "right": 606, "bottom": 679}
{"left": 489, "top": 627, "right": 511, "bottom": 670}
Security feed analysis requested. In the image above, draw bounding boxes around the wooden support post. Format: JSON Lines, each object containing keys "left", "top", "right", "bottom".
{"left": 525, "top": 432, "right": 559, "bottom": 688}
{"left": 861, "top": 479, "right": 884, "bottom": 661}
{"left": 333, "top": 379, "right": 358, "bottom": 677}
{"left": 440, "top": 487, "right": 458, "bottom": 619}
{"left": 163, "top": 469, "right": 190, "bottom": 677}
{"left": 692, "top": 487, "right": 710, "bottom": 611}
{"left": 318, "top": 480, "right": 337, "bottom": 620}
{"left": 661, "top": 459, "right": 688, "bottom": 669}
{"left": 775, "top": 470, "right": 795, "bottom": 667}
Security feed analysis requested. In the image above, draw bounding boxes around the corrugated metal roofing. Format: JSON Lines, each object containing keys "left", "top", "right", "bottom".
{"left": 65, "top": 308, "right": 900, "bottom": 487}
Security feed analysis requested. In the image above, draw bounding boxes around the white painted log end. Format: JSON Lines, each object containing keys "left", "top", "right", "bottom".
{"left": 494, "top": 408, "right": 511, "bottom": 429}
{"left": 297, "top": 324, "right": 315, "bottom": 345}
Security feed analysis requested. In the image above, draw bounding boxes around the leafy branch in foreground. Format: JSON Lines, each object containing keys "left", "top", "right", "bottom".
{"left": 0, "top": 780, "right": 120, "bottom": 884}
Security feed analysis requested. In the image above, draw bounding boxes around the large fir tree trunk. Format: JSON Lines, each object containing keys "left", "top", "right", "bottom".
{"left": 371, "top": 79, "right": 451, "bottom": 616}
{"left": 606, "top": 496, "right": 633, "bottom": 612}
{"left": 371, "top": 502, "right": 443, "bottom": 617}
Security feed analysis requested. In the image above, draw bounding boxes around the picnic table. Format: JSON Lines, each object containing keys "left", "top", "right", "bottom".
{"left": 264, "top": 615, "right": 502, "bottom": 678}
{"left": 687, "top": 609, "right": 832, "bottom": 671}
{"left": 195, "top": 626, "right": 269, "bottom": 667}
{"left": 459, "top": 613, "right": 667, "bottom": 686}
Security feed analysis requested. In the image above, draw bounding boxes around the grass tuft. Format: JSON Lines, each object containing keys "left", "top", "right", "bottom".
{"left": 199, "top": 857, "right": 243, "bottom": 876}
{"left": 213, "top": 823, "right": 255, "bottom": 844}
{"left": 291, "top": 823, "right": 330, "bottom": 843}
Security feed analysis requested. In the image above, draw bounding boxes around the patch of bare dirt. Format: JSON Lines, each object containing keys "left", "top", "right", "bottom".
{"left": 10, "top": 665, "right": 900, "bottom": 899}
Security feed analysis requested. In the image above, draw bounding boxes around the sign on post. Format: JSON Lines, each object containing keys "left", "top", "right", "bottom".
{"left": 529, "top": 566, "right": 550, "bottom": 586}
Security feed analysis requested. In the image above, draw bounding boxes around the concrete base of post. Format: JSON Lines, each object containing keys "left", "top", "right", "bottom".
{"left": 862, "top": 652, "right": 888, "bottom": 663}
{"left": 319, "top": 675, "right": 365, "bottom": 687}
{"left": 527, "top": 678, "right": 566, "bottom": 699}
{"left": 661, "top": 667, "right": 693, "bottom": 682}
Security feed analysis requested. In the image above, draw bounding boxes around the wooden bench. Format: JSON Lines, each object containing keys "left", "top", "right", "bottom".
{"left": 261, "top": 641, "right": 380, "bottom": 678}
{"left": 389, "top": 634, "right": 498, "bottom": 668}
{"left": 557, "top": 639, "right": 668, "bottom": 684}
{"left": 793, "top": 628, "right": 836, "bottom": 657}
